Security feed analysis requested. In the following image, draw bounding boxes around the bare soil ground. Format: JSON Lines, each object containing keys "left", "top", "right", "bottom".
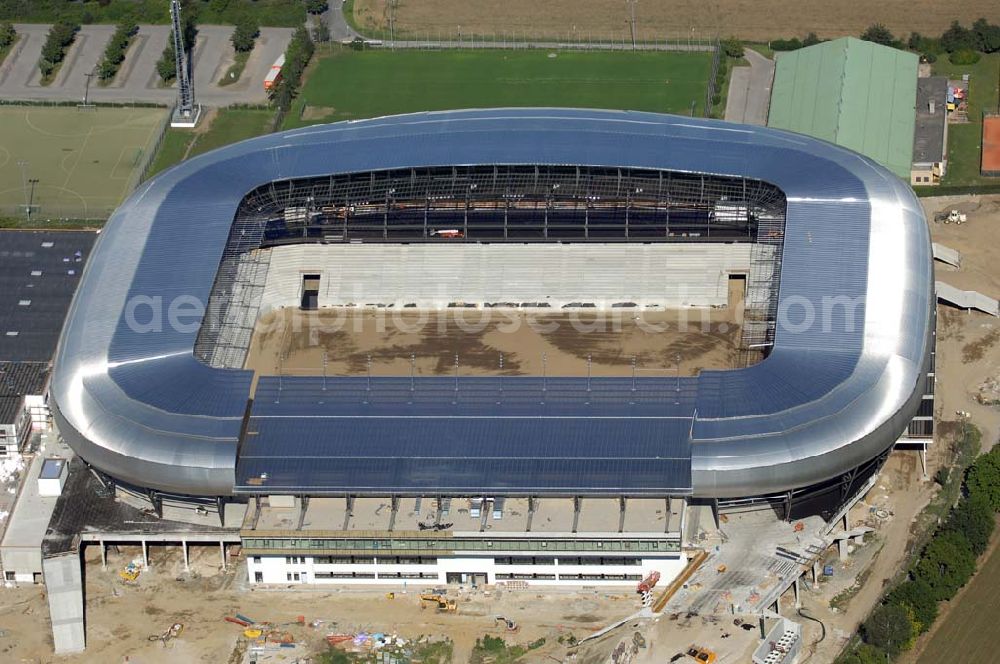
{"left": 0, "top": 544, "right": 646, "bottom": 663}
{"left": 922, "top": 195, "right": 1000, "bottom": 447}
{"left": 244, "top": 307, "right": 743, "bottom": 379}
{"left": 354, "top": 0, "right": 998, "bottom": 43}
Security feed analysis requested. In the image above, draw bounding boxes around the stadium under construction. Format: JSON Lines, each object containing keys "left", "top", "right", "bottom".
{"left": 37, "top": 108, "right": 935, "bottom": 651}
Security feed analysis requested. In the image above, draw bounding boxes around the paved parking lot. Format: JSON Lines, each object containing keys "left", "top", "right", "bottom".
{"left": 0, "top": 24, "right": 292, "bottom": 106}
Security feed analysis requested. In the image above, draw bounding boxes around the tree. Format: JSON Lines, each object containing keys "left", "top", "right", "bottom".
{"left": 313, "top": 20, "right": 331, "bottom": 44}
{"left": 835, "top": 644, "right": 889, "bottom": 664}
{"left": 945, "top": 494, "right": 995, "bottom": 555}
{"left": 887, "top": 578, "right": 938, "bottom": 633}
{"left": 305, "top": 0, "right": 328, "bottom": 15}
{"left": 966, "top": 448, "right": 1000, "bottom": 511}
{"left": 39, "top": 22, "right": 79, "bottom": 77}
{"left": 802, "top": 32, "right": 821, "bottom": 47}
{"left": 972, "top": 18, "right": 1000, "bottom": 53}
{"left": 721, "top": 37, "right": 742, "bottom": 58}
{"left": 231, "top": 16, "right": 260, "bottom": 53}
{"left": 915, "top": 530, "right": 976, "bottom": 600}
{"left": 862, "top": 603, "right": 914, "bottom": 656}
{"left": 157, "top": 40, "right": 176, "bottom": 83}
{"left": 0, "top": 22, "right": 15, "bottom": 49}
{"left": 770, "top": 37, "right": 802, "bottom": 51}
{"left": 941, "top": 21, "right": 976, "bottom": 53}
{"left": 97, "top": 58, "right": 119, "bottom": 81}
{"left": 860, "top": 23, "right": 897, "bottom": 47}
{"left": 210, "top": 0, "right": 230, "bottom": 13}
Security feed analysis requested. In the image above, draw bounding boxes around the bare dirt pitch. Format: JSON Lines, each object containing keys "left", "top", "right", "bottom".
{"left": 353, "top": 0, "right": 996, "bottom": 43}
{"left": 244, "top": 307, "right": 744, "bottom": 380}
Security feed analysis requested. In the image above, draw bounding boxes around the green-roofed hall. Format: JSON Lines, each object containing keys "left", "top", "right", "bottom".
{"left": 768, "top": 37, "right": 918, "bottom": 179}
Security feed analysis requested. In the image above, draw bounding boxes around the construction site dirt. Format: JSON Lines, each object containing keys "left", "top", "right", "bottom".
{"left": 0, "top": 544, "right": 762, "bottom": 663}
{"left": 244, "top": 305, "right": 744, "bottom": 381}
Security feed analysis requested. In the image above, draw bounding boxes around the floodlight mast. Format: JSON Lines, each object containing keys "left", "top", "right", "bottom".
{"left": 170, "top": 0, "right": 195, "bottom": 119}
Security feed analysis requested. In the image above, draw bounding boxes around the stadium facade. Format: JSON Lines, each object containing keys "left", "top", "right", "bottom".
{"left": 49, "top": 109, "right": 933, "bottom": 587}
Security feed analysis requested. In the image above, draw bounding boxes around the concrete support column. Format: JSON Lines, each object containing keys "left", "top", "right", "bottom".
{"left": 100, "top": 540, "right": 107, "bottom": 569}
{"left": 219, "top": 541, "right": 226, "bottom": 571}
{"left": 811, "top": 562, "right": 819, "bottom": 584}
{"left": 920, "top": 443, "right": 928, "bottom": 480}
{"left": 141, "top": 539, "right": 148, "bottom": 568}
{"left": 793, "top": 576, "right": 801, "bottom": 608}
{"left": 679, "top": 500, "right": 687, "bottom": 546}
{"left": 838, "top": 538, "right": 848, "bottom": 560}
{"left": 182, "top": 540, "right": 189, "bottom": 572}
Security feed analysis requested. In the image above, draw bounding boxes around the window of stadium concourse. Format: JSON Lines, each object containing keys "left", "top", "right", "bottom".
{"left": 241, "top": 538, "right": 681, "bottom": 553}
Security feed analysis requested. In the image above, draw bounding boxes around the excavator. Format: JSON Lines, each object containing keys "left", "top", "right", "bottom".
{"left": 419, "top": 593, "right": 458, "bottom": 613}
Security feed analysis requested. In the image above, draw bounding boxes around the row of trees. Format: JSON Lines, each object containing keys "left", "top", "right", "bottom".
{"left": 862, "top": 18, "right": 1000, "bottom": 64}
{"left": 269, "top": 25, "right": 314, "bottom": 111}
{"left": 838, "top": 426, "right": 998, "bottom": 663}
{"left": 0, "top": 22, "right": 15, "bottom": 50}
{"left": 760, "top": 17, "right": 998, "bottom": 65}
{"left": 0, "top": 0, "right": 306, "bottom": 29}
{"left": 97, "top": 21, "right": 138, "bottom": 82}
{"left": 38, "top": 22, "right": 79, "bottom": 80}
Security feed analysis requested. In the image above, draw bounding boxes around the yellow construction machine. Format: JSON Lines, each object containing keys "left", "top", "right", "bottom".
{"left": 419, "top": 593, "right": 458, "bottom": 612}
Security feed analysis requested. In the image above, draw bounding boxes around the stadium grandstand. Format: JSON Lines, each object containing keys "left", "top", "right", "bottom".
{"left": 49, "top": 109, "right": 933, "bottom": 590}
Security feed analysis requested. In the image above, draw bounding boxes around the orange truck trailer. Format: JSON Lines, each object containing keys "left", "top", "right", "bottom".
{"left": 263, "top": 54, "right": 285, "bottom": 91}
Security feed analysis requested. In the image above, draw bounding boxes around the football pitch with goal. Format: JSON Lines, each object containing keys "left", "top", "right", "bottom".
{"left": 0, "top": 105, "right": 168, "bottom": 220}
{"left": 286, "top": 48, "right": 713, "bottom": 128}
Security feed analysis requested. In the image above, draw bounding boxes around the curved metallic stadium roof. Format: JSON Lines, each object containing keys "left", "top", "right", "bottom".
{"left": 50, "top": 109, "right": 933, "bottom": 499}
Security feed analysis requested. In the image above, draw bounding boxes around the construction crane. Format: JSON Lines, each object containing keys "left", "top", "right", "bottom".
{"left": 419, "top": 593, "right": 457, "bottom": 612}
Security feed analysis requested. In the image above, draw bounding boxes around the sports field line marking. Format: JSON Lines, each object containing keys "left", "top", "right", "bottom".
{"left": 0, "top": 184, "right": 89, "bottom": 208}
{"left": 59, "top": 126, "right": 95, "bottom": 216}
{"left": 22, "top": 107, "right": 91, "bottom": 140}
{"left": 20, "top": 106, "right": 160, "bottom": 140}
{"left": 109, "top": 145, "right": 143, "bottom": 181}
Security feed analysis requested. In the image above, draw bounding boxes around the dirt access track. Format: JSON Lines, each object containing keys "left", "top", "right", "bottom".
{"left": 353, "top": 0, "right": 996, "bottom": 42}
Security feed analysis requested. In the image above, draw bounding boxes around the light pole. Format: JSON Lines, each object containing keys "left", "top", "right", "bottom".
{"left": 83, "top": 66, "right": 96, "bottom": 106}
{"left": 27, "top": 179, "right": 39, "bottom": 222}
{"left": 17, "top": 160, "right": 29, "bottom": 221}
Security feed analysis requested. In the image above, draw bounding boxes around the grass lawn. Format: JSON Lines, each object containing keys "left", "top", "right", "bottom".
{"left": 219, "top": 50, "right": 251, "bottom": 87}
{"left": 932, "top": 53, "right": 1000, "bottom": 187}
{"left": 147, "top": 108, "right": 276, "bottom": 178}
{"left": 284, "top": 47, "right": 714, "bottom": 129}
{"left": 0, "top": 105, "right": 167, "bottom": 220}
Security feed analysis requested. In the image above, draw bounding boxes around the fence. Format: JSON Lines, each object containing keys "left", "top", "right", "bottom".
{"left": 704, "top": 39, "right": 722, "bottom": 118}
{"left": 356, "top": 29, "right": 717, "bottom": 53}
{"left": 135, "top": 104, "right": 175, "bottom": 186}
{"left": 0, "top": 98, "right": 168, "bottom": 109}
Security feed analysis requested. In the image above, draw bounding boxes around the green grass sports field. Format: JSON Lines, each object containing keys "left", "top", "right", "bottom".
{"left": 286, "top": 48, "right": 713, "bottom": 129}
{"left": 0, "top": 106, "right": 167, "bottom": 219}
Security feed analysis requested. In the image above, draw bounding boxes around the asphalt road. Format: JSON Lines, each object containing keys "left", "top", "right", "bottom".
{"left": 724, "top": 47, "right": 775, "bottom": 126}
{"left": 0, "top": 24, "right": 291, "bottom": 106}
{"left": 323, "top": 0, "right": 359, "bottom": 42}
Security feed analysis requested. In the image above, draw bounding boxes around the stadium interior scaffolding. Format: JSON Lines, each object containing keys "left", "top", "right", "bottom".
{"left": 195, "top": 165, "right": 786, "bottom": 370}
